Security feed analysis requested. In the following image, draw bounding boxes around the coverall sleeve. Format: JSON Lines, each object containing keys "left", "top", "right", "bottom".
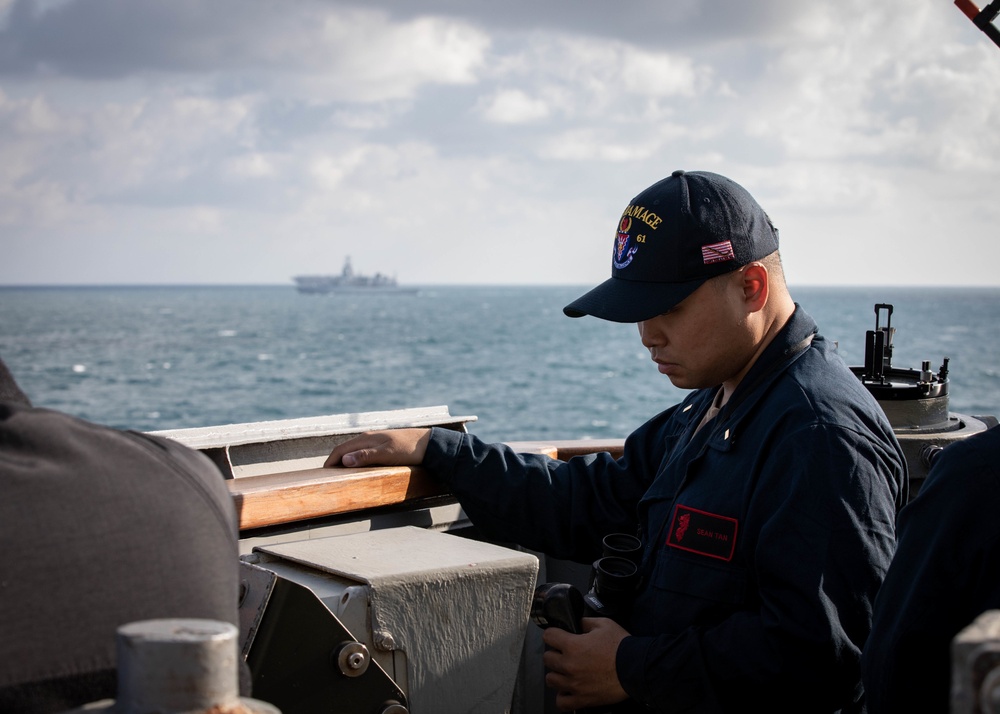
{"left": 423, "top": 425, "right": 666, "bottom": 563}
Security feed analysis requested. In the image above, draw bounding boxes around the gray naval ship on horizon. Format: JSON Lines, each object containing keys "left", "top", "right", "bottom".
{"left": 293, "top": 256, "right": 416, "bottom": 295}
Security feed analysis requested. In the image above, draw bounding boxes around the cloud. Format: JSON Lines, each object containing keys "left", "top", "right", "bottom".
{"left": 0, "top": 0, "right": 997, "bottom": 287}
{"left": 764, "top": 1, "right": 999, "bottom": 164}
{"left": 0, "top": 0, "right": 269, "bottom": 77}
{"left": 357, "top": 0, "right": 811, "bottom": 48}
{"left": 478, "top": 89, "right": 550, "bottom": 124}
{"left": 0, "top": 0, "right": 490, "bottom": 104}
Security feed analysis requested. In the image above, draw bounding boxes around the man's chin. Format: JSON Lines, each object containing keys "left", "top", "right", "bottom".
{"left": 664, "top": 373, "right": 714, "bottom": 392}
{"left": 664, "top": 374, "right": 691, "bottom": 389}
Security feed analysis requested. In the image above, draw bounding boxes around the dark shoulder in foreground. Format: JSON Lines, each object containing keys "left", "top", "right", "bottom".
{"left": 0, "top": 396, "right": 239, "bottom": 714}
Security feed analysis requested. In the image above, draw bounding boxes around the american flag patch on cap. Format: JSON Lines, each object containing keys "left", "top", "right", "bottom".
{"left": 701, "top": 240, "right": 735, "bottom": 264}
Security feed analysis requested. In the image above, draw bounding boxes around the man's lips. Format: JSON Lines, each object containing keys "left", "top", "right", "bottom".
{"left": 653, "top": 359, "right": 677, "bottom": 375}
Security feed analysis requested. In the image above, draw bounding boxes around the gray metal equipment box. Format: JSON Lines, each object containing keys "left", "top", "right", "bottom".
{"left": 240, "top": 526, "right": 539, "bottom": 714}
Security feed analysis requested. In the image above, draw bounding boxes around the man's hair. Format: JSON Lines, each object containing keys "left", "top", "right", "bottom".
{"left": 761, "top": 251, "right": 786, "bottom": 288}
{"left": 0, "top": 359, "right": 32, "bottom": 407}
{"left": 710, "top": 250, "right": 785, "bottom": 294}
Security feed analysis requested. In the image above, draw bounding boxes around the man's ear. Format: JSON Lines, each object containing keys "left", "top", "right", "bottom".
{"left": 741, "top": 263, "right": 769, "bottom": 312}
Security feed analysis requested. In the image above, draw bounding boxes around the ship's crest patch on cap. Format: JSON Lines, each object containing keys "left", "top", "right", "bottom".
{"left": 613, "top": 216, "right": 638, "bottom": 269}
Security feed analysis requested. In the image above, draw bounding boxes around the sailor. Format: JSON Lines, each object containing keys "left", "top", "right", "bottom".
{"left": 325, "top": 170, "right": 908, "bottom": 712}
{"left": 0, "top": 357, "right": 242, "bottom": 714}
{"left": 862, "top": 423, "right": 1000, "bottom": 713}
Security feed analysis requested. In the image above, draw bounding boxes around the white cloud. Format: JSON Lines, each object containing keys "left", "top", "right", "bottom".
{"left": 308, "top": 147, "right": 374, "bottom": 193}
{"left": 224, "top": 153, "right": 278, "bottom": 179}
{"left": 540, "top": 128, "right": 676, "bottom": 162}
{"left": 0, "top": 0, "right": 997, "bottom": 287}
{"left": 294, "top": 12, "right": 490, "bottom": 102}
{"left": 483, "top": 35, "right": 711, "bottom": 122}
{"left": 478, "top": 88, "right": 550, "bottom": 124}
{"left": 619, "top": 49, "right": 705, "bottom": 97}
{"left": 741, "top": 0, "right": 1000, "bottom": 170}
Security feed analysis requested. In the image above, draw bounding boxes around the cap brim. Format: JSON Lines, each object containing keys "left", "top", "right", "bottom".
{"left": 563, "top": 276, "right": 707, "bottom": 323}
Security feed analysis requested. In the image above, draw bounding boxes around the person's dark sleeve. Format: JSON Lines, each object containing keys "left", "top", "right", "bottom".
{"left": 616, "top": 423, "right": 902, "bottom": 712}
{"left": 423, "top": 425, "right": 662, "bottom": 563}
{"left": 862, "top": 426, "right": 1000, "bottom": 714}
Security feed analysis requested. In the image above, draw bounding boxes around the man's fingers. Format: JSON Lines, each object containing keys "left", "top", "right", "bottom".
{"left": 334, "top": 449, "right": 363, "bottom": 468}
{"left": 324, "top": 434, "right": 382, "bottom": 467}
{"left": 542, "top": 647, "right": 565, "bottom": 673}
{"left": 340, "top": 450, "right": 362, "bottom": 467}
{"left": 553, "top": 690, "right": 578, "bottom": 713}
{"left": 323, "top": 449, "right": 344, "bottom": 468}
{"left": 329, "top": 443, "right": 370, "bottom": 467}
{"left": 542, "top": 625, "right": 571, "bottom": 650}
{"left": 539, "top": 619, "right": 629, "bottom": 710}
{"left": 323, "top": 428, "right": 432, "bottom": 468}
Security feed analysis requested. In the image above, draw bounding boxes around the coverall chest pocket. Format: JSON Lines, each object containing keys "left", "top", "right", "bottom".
{"left": 642, "top": 550, "right": 749, "bottom": 632}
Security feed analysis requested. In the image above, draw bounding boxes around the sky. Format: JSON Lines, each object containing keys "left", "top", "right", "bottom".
{"left": 1, "top": 0, "right": 998, "bottom": 287}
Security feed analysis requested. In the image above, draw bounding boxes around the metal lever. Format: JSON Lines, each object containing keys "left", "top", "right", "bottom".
{"left": 955, "top": 0, "right": 1000, "bottom": 48}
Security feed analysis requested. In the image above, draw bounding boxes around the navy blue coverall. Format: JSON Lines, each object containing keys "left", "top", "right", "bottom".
{"left": 423, "top": 307, "right": 908, "bottom": 713}
{"left": 862, "top": 424, "right": 1000, "bottom": 713}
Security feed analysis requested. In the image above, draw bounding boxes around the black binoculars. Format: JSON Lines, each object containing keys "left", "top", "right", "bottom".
{"left": 530, "top": 533, "right": 642, "bottom": 633}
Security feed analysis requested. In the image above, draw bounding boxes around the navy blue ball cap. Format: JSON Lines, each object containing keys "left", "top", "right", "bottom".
{"left": 564, "top": 170, "right": 780, "bottom": 323}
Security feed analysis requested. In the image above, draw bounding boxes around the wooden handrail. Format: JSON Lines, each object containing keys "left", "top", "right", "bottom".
{"left": 229, "top": 439, "right": 625, "bottom": 531}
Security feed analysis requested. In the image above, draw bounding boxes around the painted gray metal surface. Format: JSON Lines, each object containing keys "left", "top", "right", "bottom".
{"left": 151, "top": 405, "right": 476, "bottom": 478}
{"left": 252, "top": 527, "right": 539, "bottom": 714}
{"left": 61, "top": 619, "right": 280, "bottom": 714}
{"left": 953, "top": 610, "right": 1000, "bottom": 714}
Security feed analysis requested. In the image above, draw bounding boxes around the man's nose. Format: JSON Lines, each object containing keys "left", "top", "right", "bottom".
{"left": 638, "top": 320, "right": 663, "bottom": 348}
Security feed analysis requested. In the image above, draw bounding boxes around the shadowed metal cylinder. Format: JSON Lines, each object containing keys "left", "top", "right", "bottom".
{"left": 115, "top": 619, "right": 243, "bottom": 713}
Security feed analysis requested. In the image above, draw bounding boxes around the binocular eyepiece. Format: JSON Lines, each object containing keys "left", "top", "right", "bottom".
{"left": 530, "top": 533, "right": 642, "bottom": 633}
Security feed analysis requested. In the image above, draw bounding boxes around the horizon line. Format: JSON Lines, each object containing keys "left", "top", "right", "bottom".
{"left": 1, "top": 282, "right": 999, "bottom": 290}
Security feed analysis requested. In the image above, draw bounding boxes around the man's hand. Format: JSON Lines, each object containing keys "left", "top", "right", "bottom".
{"left": 323, "top": 428, "right": 432, "bottom": 468}
{"left": 542, "top": 617, "right": 630, "bottom": 711}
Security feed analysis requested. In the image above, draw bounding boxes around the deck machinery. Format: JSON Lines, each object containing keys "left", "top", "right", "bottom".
{"left": 117, "top": 301, "right": 1000, "bottom": 714}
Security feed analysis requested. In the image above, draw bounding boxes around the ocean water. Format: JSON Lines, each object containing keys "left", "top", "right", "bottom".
{"left": 1, "top": 285, "right": 998, "bottom": 442}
